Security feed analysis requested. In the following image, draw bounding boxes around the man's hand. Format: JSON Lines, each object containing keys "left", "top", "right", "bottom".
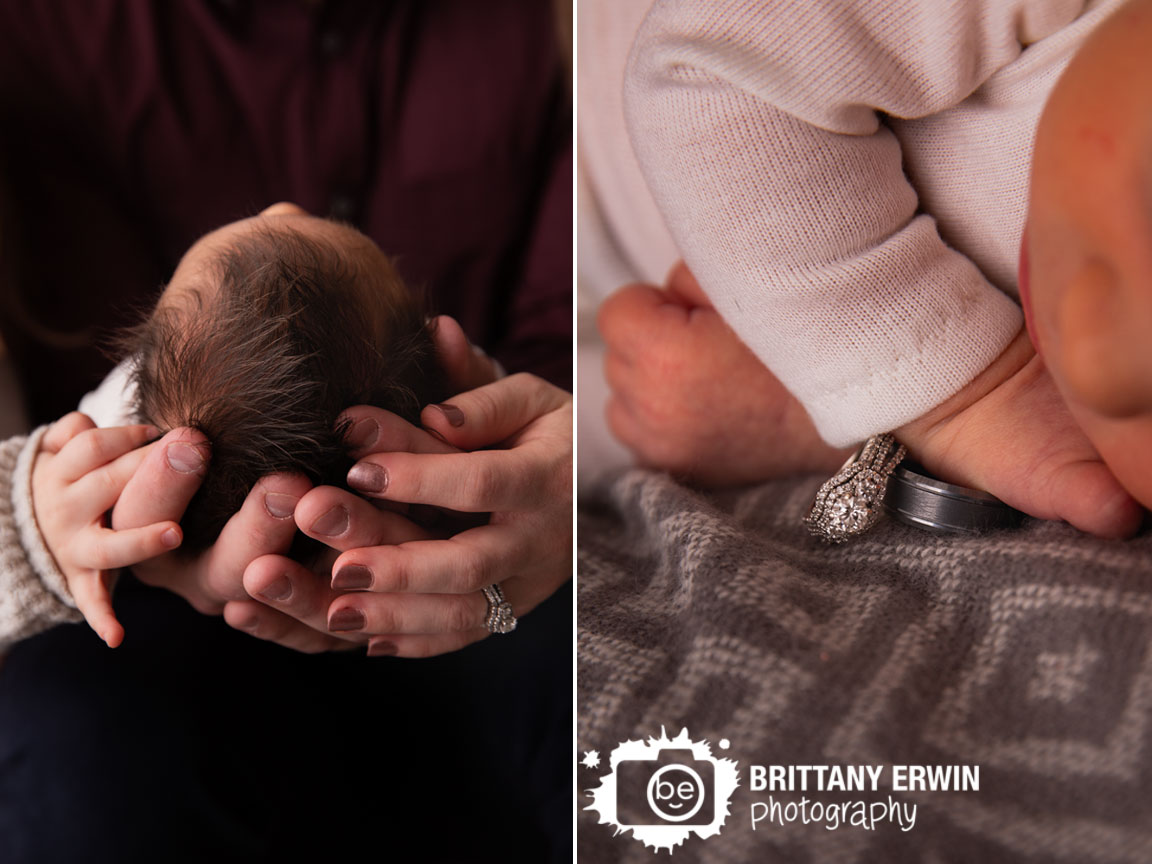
{"left": 110, "top": 428, "right": 355, "bottom": 652}
{"left": 598, "top": 261, "right": 850, "bottom": 486}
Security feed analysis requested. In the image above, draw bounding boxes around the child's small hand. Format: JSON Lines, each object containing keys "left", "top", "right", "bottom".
{"left": 32, "top": 412, "right": 184, "bottom": 647}
{"left": 896, "top": 329, "right": 1144, "bottom": 539}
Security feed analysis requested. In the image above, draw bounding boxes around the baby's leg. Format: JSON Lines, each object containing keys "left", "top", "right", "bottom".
{"left": 896, "top": 328, "right": 1143, "bottom": 538}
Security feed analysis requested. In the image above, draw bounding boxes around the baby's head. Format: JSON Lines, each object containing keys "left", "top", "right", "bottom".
{"left": 1025, "top": 0, "right": 1152, "bottom": 509}
{"left": 124, "top": 203, "right": 446, "bottom": 551}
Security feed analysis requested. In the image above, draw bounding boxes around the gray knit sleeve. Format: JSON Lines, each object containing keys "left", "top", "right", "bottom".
{"left": 0, "top": 427, "right": 82, "bottom": 653}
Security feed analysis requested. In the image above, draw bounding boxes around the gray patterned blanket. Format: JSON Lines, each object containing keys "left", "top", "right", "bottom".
{"left": 577, "top": 470, "right": 1152, "bottom": 863}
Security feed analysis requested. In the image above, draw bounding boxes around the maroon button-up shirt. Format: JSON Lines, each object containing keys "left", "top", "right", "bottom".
{"left": 0, "top": 0, "right": 571, "bottom": 424}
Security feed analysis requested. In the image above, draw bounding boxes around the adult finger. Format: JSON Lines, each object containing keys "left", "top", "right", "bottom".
{"left": 201, "top": 473, "right": 313, "bottom": 600}
{"left": 366, "top": 630, "right": 488, "bottom": 659}
{"left": 41, "top": 412, "right": 97, "bottom": 454}
{"left": 347, "top": 444, "right": 557, "bottom": 512}
{"left": 222, "top": 600, "right": 359, "bottom": 653}
{"left": 325, "top": 590, "right": 489, "bottom": 637}
{"left": 69, "top": 570, "right": 124, "bottom": 649}
{"left": 242, "top": 554, "right": 344, "bottom": 633}
{"left": 418, "top": 372, "right": 569, "bottom": 451}
{"left": 112, "top": 427, "right": 211, "bottom": 530}
{"left": 430, "top": 314, "right": 500, "bottom": 392}
{"left": 338, "top": 404, "right": 460, "bottom": 459}
{"left": 54, "top": 424, "right": 159, "bottom": 484}
{"left": 330, "top": 521, "right": 529, "bottom": 594}
{"left": 294, "top": 485, "right": 435, "bottom": 554}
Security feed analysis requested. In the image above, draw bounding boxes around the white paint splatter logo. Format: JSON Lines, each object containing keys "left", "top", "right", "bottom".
{"left": 583, "top": 728, "right": 740, "bottom": 853}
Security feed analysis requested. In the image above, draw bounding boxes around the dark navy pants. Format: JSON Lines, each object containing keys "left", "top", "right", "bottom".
{"left": 0, "top": 575, "right": 571, "bottom": 863}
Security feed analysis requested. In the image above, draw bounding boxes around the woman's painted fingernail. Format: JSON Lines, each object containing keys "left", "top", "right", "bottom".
{"left": 264, "top": 492, "right": 298, "bottom": 519}
{"left": 310, "top": 505, "right": 349, "bottom": 537}
{"left": 332, "top": 565, "right": 373, "bottom": 590}
{"left": 348, "top": 463, "right": 388, "bottom": 494}
{"left": 367, "top": 640, "right": 398, "bottom": 657}
{"left": 344, "top": 417, "right": 379, "bottom": 450}
{"left": 166, "top": 442, "right": 207, "bottom": 474}
{"left": 258, "top": 577, "right": 292, "bottom": 603}
{"left": 329, "top": 607, "right": 366, "bottom": 632}
{"left": 161, "top": 527, "right": 182, "bottom": 548}
{"left": 431, "top": 403, "right": 465, "bottom": 427}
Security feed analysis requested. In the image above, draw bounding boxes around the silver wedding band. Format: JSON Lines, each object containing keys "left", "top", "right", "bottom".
{"left": 885, "top": 461, "right": 1024, "bottom": 534}
{"left": 807, "top": 434, "right": 1024, "bottom": 541}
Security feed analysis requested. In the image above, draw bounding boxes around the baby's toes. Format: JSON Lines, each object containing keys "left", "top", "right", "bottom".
{"left": 1044, "top": 459, "right": 1143, "bottom": 539}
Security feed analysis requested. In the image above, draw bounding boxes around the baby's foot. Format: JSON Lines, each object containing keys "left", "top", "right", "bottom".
{"left": 896, "top": 329, "right": 1143, "bottom": 538}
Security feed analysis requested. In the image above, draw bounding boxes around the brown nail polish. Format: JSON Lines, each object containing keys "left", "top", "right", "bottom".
{"left": 345, "top": 417, "right": 379, "bottom": 450}
{"left": 310, "top": 505, "right": 349, "bottom": 537}
{"left": 167, "top": 442, "right": 207, "bottom": 474}
{"left": 433, "top": 403, "right": 465, "bottom": 427}
{"left": 348, "top": 463, "right": 388, "bottom": 494}
{"left": 257, "top": 576, "right": 292, "bottom": 603}
{"left": 329, "top": 607, "right": 366, "bottom": 632}
{"left": 367, "top": 640, "right": 398, "bottom": 657}
{"left": 264, "top": 492, "right": 298, "bottom": 519}
{"left": 332, "top": 565, "right": 373, "bottom": 590}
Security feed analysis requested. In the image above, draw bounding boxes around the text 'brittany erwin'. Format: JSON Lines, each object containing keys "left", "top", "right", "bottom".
{"left": 749, "top": 764, "right": 981, "bottom": 793}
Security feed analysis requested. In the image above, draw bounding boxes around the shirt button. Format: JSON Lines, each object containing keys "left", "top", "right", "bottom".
{"left": 328, "top": 193, "right": 357, "bottom": 222}
{"left": 319, "top": 30, "right": 343, "bottom": 57}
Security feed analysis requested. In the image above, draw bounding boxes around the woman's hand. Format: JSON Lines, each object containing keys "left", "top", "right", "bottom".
{"left": 245, "top": 373, "right": 572, "bottom": 658}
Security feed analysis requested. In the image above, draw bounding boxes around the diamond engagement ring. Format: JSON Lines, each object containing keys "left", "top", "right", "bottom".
{"left": 482, "top": 583, "right": 517, "bottom": 634}
{"left": 806, "top": 433, "right": 907, "bottom": 543}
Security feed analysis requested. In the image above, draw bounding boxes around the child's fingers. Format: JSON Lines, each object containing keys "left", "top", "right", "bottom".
{"left": 55, "top": 424, "right": 161, "bottom": 483}
{"left": 70, "top": 570, "right": 125, "bottom": 648}
{"left": 41, "top": 412, "right": 96, "bottom": 454}
{"left": 79, "top": 521, "right": 183, "bottom": 571}
{"left": 70, "top": 442, "right": 157, "bottom": 514}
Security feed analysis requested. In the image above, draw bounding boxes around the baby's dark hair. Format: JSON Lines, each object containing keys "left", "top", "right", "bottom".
{"left": 121, "top": 224, "right": 447, "bottom": 553}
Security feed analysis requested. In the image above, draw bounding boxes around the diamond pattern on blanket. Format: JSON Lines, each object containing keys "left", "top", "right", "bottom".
{"left": 579, "top": 470, "right": 1152, "bottom": 864}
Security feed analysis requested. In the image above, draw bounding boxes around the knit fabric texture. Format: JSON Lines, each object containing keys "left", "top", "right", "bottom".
{"left": 579, "top": 469, "right": 1152, "bottom": 862}
{"left": 624, "top": 0, "right": 1119, "bottom": 445}
{"left": 0, "top": 427, "right": 81, "bottom": 653}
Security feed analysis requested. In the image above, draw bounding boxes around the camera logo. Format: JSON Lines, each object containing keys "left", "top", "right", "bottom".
{"left": 584, "top": 728, "right": 739, "bottom": 852}
{"left": 622, "top": 750, "right": 712, "bottom": 825}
